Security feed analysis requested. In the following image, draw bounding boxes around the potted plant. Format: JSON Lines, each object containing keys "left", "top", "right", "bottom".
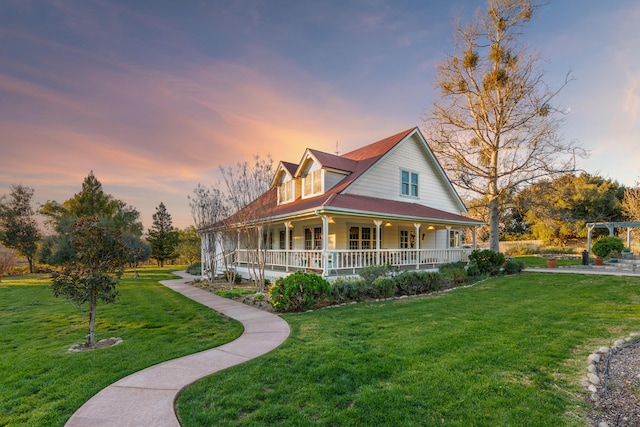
{"left": 622, "top": 247, "right": 633, "bottom": 260}
{"left": 546, "top": 258, "right": 558, "bottom": 268}
{"left": 592, "top": 237, "right": 625, "bottom": 265}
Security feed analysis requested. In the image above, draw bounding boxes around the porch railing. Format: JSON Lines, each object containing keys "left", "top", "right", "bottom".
{"left": 233, "top": 248, "right": 473, "bottom": 275}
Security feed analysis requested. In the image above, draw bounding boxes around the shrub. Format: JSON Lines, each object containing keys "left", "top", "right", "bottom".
{"left": 186, "top": 262, "right": 201, "bottom": 275}
{"left": 331, "top": 277, "right": 369, "bottom": 302}
{"left": 395, "top": 271, "right": 442, "bottom": 296}
{"left": 270, "top": 271, "right": 331, "bottom": 312}
{"left": 371, "top": 277, "right": 396, "bottom": 298}
{"left": 224, "top": 270, "right": 242, "bottom": 284}
{"left": 466, "top": 263, "right": 481, "bottom": 277}
{"left": 592, "top": 237, "right": 625, "bottom": 258}
{"left": 468, "top": 249, "right": 505, "bottom": 276}
{"left": 358, "top": 264, "right": 392, "bottom": 286}
{"left": 439, "top": 262, "right": 468, "bottom": 286}
{"left": 503, "top": 260, "right": 525, "bottom": 275}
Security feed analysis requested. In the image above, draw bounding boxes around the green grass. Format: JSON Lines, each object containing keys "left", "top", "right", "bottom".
{"left": 177, "top": 272, "right": 640, "bottom": 426}
{"left": 514, "top": 255, "right": 582, "bottom": 268}
{"left": 0, "top": 268, "right": 243, "bottom": 427}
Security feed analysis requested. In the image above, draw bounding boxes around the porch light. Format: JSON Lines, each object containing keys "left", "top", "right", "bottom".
{"left": 384, "top": 221, "right": 392, "bottom": 227}
{"left": 328, "top": 217, "right": 335, "bottom": 224}
{"left": 288, "top": 223, "right": 294, "bottom": 228}
{"left": 427, "top": 225, "right": 435, "bottom": 230}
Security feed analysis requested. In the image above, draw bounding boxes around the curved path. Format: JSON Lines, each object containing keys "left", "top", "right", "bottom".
{"left": 65, "top": 271, "right": 290, "bottom": 427}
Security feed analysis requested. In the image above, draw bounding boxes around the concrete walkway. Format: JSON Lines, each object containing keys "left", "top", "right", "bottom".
{"left": 65, "top": 271, "right": 290, "bottom": 427}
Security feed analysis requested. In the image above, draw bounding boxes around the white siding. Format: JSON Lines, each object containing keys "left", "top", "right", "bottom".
{"left": 324, "top": 170, "right": 348, "bottom": 191}
{"left": 346, "top": 134, "right": 461, "bottom": 213}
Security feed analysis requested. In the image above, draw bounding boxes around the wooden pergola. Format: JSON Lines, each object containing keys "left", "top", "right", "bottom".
{"left": 586, "top": 222, "right": 640, "bottom": 254}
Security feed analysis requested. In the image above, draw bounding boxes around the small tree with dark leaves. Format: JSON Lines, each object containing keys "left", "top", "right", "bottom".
{"left": 51, "top": 216, "right": 127, "bottom": 347}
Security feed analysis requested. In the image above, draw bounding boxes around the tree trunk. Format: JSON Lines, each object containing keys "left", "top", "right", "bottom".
{"left": 488, "top": 197, "right": 500, "bottom": 253}
{"left": 88, "top": 300, "right": 97, "bottom": 347}
{"left": 27, "top": 257, "right": 34, "bottom": 274}
{"left": 133, "top": 260, "right": 139, "bottom": 278}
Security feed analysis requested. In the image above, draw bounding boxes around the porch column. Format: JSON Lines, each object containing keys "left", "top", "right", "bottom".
{"left": 374, "top": 220, "right": 383, "bottom": 265}
{"left": 200, "top": 234, "right": 205, "bottom": 276}
{"left": 321, "top": 216, "right": 330, "bottom": 277}
{"left": 587, "top": 224, "right": 595, "bottom": 255}
{"left": 627, "top": 227, "right": 632, "bottom": 249}
{"left": 414, "top": 223, "right": 421, "bottom": 269}
{"left": 472, "top": 226, "right": 477, "bottom": 250}
{"left": 237, "top": 230, "right": 241, "bottom": 268}
{"left": 284, "top": 221, "right": 292, "bottom": 272}
{"left": 446, "top": 226, "right": 451, "bottom": 263}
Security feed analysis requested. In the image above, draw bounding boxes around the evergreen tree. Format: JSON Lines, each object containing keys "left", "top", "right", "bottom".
{"left": 147, "top": 202, "right": 179, "bottom": 267}
{"left": 0, "top": 185, "right": 41, "bottom": 273}
{"left": 39, "top": 172, "right": 143, "bottom": 266}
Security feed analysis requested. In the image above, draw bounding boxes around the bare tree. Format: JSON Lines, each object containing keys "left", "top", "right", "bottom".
{"left": 622, "top": 181, "right": 640, "bottom": 221}
{"left": 189, "top": 184, "right": 230, "bottom": 285}
{"left": 220, "top": 154, "right": 274, "bottom": 293}
{"left": 426, "top": 0, "right": 587, "bottom": 252}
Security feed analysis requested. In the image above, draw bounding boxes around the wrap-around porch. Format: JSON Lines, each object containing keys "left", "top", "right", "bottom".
{"left": 234, "top": 247, "right": 474, "bottom": 278}
{"left": 207, "top": 214, "right": 479, "bottom": 279}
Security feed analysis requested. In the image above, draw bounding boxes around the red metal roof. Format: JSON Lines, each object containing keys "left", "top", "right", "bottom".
{"left": 306, "top": 149, "right": 358, "bottom": 172}
{"left": 216, "top": 127, "right": 481, "bottom": 228}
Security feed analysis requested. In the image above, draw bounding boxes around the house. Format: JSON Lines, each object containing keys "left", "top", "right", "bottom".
{"left": 200, "top": 127, "right": 484, "bottom": 280}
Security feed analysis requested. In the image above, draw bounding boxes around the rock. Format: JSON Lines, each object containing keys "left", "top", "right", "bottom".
{"left": 598, "top": 346, "right": 610, "bottom": 354}
{"left": 588, "top": 373, "right": 600, "bottom": 385}
{"left": 630, "top": 332, "right": 640, "bottom": 337}
{"left": 588, "top": 353, "right": 601, "bottom": 364}
{"left": 588, "top": 364, "right": 597, "bottom": 373}
{"left": 614, "top": 339, "right": 625, "bottom": 347}
{"left": 588, "top": 384, "right": 597, "bottom": 393}
{"left": 598, "top": 422, "right": 610, "bottom": 427}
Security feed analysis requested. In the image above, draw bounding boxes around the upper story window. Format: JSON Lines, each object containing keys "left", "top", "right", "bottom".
{"left": 278, "top": 180, "right": 295, "bottom": 204}
{"left": 303, "top": 169, "right": 323, "bottom": 198}
{"left": 401, "top": 169, "right": 418, "bottom": 197}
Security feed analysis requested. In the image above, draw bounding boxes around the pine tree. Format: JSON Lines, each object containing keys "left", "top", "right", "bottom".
{"left": 147, "top": 202, "right": 179, "bottom": 267}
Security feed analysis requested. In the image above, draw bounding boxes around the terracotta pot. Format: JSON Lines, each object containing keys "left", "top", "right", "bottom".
{"left": 594, "top": 257, "right": 603, "bottom": 266}
{"left": 546, "top": 259, "right": 558, "bottom": 268}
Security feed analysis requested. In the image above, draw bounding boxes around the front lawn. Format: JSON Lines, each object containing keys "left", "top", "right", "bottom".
{"left": 177, "top": 272, "right": 640, "bottom": 426}
{"left": 515, "top": 255, "right": 582, "bottom": 268}
{"left": 0, "top": 268, "right": 243, "bottom": 427}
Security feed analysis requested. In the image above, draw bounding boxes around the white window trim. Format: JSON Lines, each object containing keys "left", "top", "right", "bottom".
{"left": 278, "top": 179, "right": 295, "bottom": 204}
{"left": 400, "top": 168, "right": 419, "bottom": 198}
{"left": 302, "top": 168, "right": 324, "bottom": 199}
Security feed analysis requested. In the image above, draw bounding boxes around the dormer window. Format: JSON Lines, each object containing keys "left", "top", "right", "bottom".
{"left": 303, "top": 169, "right": 323, "bottom": 198}
{"left": 278, "top": 180, "right": 295, "bottom": 204}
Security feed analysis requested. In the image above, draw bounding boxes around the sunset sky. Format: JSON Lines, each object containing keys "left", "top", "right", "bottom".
{"left": 1, "top": 0, "right": 639, "bottom": 230}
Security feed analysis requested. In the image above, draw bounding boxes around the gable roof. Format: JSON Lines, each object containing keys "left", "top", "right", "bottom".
{"left": 213, "top": 127, "right": 481, "bottom": 229}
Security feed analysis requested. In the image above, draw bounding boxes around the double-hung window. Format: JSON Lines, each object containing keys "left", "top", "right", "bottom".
{"left": 303, "top": 169, "right": 323, "bottom": 198}
{"left": 401, "top": 170, "right": 418, "bottom": 197}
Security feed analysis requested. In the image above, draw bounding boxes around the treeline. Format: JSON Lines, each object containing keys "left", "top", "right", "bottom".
{"left": 0, "top": 172, "right": 200, "bottom": 276}
{"left": 466, "top": 172, "right": 639, "bottom": 245}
